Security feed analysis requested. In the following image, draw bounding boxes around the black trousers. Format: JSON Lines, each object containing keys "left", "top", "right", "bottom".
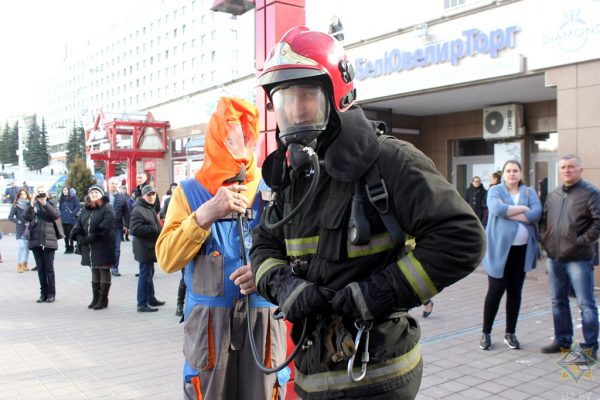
{"left": 483, "top": 244, "right": 527, "bottom": 335}
{"left": 31, "top": 247, "right": 56, "bottom": 298}
{"left": 62, "top": 223, "right": 73, "bottom": 248}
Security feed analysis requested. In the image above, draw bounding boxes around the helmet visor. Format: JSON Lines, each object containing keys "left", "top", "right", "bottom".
{"left": 271, "top": 83, "right": 329, "bottom": 136}
{"left": 223, "top": 121, "right": 256, "bottom": 161}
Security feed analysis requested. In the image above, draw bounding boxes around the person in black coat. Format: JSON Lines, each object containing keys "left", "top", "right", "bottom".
{"left": 108, "top": 177, "right": 131, "bottom": 277}
{"left": 23, "top": 185, "right": 63, "bottom": 303}
{"left": 71, "top": 185, "right": 116, "bottom": 310}
{"left": 465, "top": 176, "right": 487, "bottom": 224}
{"left": 59, "top": 185, "right": 80, "bottom": 254}
{"left": 130, "top": 184, "right": 164, "bottom": 312}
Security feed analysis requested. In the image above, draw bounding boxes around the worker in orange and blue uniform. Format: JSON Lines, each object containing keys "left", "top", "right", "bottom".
{"left": 156, "top": 97, "right": 288, "bottom": 400}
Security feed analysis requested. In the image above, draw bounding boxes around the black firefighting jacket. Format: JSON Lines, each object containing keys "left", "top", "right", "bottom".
{"left": 250, "top": 106, "right": 485, "bottom": 399}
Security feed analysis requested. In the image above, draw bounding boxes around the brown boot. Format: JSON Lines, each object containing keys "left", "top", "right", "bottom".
{"left": 17, "top": 263, "right": 23, "bottom": 273}
{"left": 22, "top": 263, "right": 29, "bottom": 272}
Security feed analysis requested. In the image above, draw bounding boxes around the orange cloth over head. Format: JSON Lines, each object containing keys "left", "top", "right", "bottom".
{"left": 196, "top": 97, "right": 260, "bottom": 196}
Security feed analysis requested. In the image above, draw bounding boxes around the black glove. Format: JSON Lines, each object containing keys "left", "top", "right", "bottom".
{"left": 331, "top": 268, "right": 400, "bottom": 321}
{"left": 276, "top": 274, "right": 335, "bottom": 323}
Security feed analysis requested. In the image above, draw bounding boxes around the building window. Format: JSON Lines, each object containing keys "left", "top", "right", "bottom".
{"left": 454, "top": 139, "right": 494, "bottom": 157}
{"left": 443, "top": 0, "right": 466, "bottom": 9}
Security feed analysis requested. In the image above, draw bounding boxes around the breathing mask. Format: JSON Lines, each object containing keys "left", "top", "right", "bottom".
{"left": 270, "top": 82, "right": 329, "bottom": 171}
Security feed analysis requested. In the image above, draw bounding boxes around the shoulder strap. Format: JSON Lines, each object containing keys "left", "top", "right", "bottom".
{"left": 363, "top": 134, "right": 405, "bottom": 246}
{"left": 180, "top": 178, "right": 211, "bottom": 211}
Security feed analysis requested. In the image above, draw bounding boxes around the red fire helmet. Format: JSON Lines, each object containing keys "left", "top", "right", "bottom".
{"left": 258, "top": 26, "right": 356, "bottom": 112}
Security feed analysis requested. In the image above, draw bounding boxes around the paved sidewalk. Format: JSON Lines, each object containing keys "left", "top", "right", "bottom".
{"left": 1, "top": 234, "right": 599, "bottom": 399}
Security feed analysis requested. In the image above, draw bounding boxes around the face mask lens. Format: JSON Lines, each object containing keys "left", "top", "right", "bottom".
{"left": 271, "top": 84, "right": 329, "bottom": 137}
{"left": 224, "top": 122, "right": 256, "bottom": 160}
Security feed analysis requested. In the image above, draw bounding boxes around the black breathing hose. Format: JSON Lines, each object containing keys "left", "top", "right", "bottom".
{"left": 236, "top": 202, "right": 308, "bottom": 374}
{"left": 264, "top": 147, "right": 320, "bottom": 230}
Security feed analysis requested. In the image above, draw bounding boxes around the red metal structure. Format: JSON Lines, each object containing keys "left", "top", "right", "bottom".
{"left": 211, "top": 2, "right": 306, "bottom": 398}
{"left": 86, "top": 110, "right": 170, "bottom": 190}
{"left": 254, "top": 0, "right": 306, "bottom": 166}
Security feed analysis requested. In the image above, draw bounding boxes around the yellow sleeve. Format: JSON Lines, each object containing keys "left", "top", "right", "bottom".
{"left": 155, "top": 185, "right": 211, "bottom": 273}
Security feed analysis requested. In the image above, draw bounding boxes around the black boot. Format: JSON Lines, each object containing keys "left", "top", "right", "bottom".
{"left": 93, "top": 282, "right": 111, "bottom": 310}
{"left": 175, "top": 279, "right": 186, "bottom": 317}
{"left": 88, "top": 282, "right": 100, "bottom": 309}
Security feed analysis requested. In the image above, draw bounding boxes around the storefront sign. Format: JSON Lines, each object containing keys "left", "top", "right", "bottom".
{"left": 527, "top": 0, "right": 600, "bottom": 70}
{"left": 143, "top": 160, "right": 157, "bottom": 170}
{"left": 354, "top": 25, "right": 520, "bottom": 81}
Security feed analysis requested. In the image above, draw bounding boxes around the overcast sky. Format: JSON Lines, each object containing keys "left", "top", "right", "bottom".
{"left": 0, "top": 0, "right": 146, "bottom": 117}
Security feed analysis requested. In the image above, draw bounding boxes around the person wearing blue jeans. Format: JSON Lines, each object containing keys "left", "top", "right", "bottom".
{"left": 546, "top": 259, "right": 598, "bottom": 351}
{"left": 540, "top": 154, "right": 600, "bottom": 360}
{"left": 137, "top": 262, "right": 157, "bottom": 309}
{"left": 130, "top": 184, "right": 164, "bottom": 312}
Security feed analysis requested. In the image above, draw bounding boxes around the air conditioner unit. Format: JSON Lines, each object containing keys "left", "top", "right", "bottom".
{"left": 483, "top": 104, "right": 524, "bottom": 140}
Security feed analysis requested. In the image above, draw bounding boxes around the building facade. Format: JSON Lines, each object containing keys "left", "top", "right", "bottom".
{"left": 39, "top": 0, "right": 600, "bottom": 197}
{"left": 343, "top": 0, "right": 600, "bottom": 196}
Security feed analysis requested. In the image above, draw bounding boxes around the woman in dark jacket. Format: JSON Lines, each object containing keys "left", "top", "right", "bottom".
{"left": 8, "top": 188, "right": 32, "bottom": 272}
{"left": 59, "top": 185, "right": 80, "bottom": 254}
{"left": 71, "top": 185, "right": 116, "bottom": 310}
{"left": 130, "top": 184, "right": 164, "bottom": 312}
{"left": 23, "top": 185, "right": 62, "bottom": 303}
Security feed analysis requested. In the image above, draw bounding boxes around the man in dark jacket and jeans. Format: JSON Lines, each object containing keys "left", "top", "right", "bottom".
{"left": 108, "top": 177, "right": 131, "bottom": 277}
{"left": 540, "top": 154, "right": 600, "bottom": 360}
{"left": 130, "top": 184, "right": 165, "bottom": 312}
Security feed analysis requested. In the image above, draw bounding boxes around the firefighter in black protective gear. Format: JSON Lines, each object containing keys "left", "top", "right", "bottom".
{"left": 250, "top": 26, "right": 486, "bottom": 400}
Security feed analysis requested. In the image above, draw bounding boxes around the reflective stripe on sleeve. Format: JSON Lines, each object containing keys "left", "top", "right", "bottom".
{"left": 285, "top": 236, "right": 319, "bottom": 257}
{"left": 254, "top": 257, "right": 288, "bottom": 286}
{"left": 295, "top": 342, "right": 421, "bottom": 393}
{"left": 396, "top": 252, "right": 438, "bottom": 301}
{"left": 280, "top": 281, "right": 311, "bottom": 318}
{"left": 347, "top": 232, "right": 395, "bottom": 258}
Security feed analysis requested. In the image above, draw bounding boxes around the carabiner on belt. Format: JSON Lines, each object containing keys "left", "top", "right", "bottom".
{"left": 347, "top": 320, "right": 373, "bottom": 383}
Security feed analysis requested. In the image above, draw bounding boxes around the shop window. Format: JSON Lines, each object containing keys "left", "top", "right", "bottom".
{"left": 531, "top": 133, "right": 558, "bottom": 153}
{"left": 455, "top": 139, "right": 494, "bottom": 157}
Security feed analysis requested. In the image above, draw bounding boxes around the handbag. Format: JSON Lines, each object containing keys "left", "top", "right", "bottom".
{"left": 53, "top": 218, "right": 65, "bottom": 239}
{"left": 21, "top": 223, "right": 30, "bottom": 240}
